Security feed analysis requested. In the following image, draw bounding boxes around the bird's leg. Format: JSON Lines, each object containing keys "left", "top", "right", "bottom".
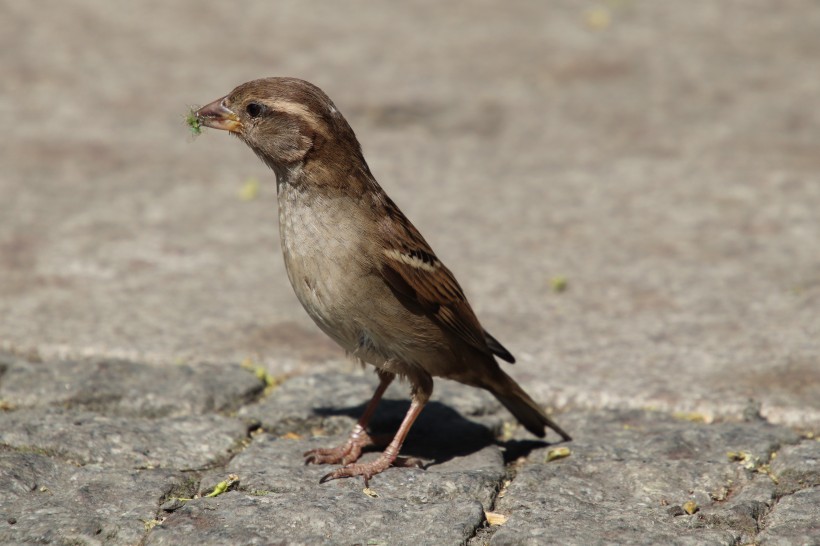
{"left": 304, "top": 370, "right": 395, "bottom": 466}
{"left": 319, "top": 373, "right": 432, "bottom": 485}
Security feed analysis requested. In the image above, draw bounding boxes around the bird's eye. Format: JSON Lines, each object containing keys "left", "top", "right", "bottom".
{"left": 246, "top": 102, "right": 265, "bottom": 118}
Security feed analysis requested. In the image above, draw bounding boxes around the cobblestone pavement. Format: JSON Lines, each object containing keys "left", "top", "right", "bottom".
{"left": 1, "top": 1, "right": 819, "bottom": 544}
{"left": 1, "top": 354, "right": 817, "bottom": 545}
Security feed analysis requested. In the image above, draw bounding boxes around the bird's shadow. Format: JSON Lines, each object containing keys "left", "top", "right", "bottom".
{"left": 312, "top": 399, "right": 553, "bottom": 467}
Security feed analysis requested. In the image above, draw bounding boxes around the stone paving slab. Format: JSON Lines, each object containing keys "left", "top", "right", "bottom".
{"left": 148, "top": 491, "right": 485, "bottom": 546}
{"left": 758, "top": 486, "right": 820, "bottom": 546}
{"left": 1, "top": 355, "right": 817, "bottom": 545}
{"left": 0, "top": 450, "right": 194, "bottom": 546}
{"left": 0, "top": 409, "right": 252, "bottom": 470}
{"left": 0, "top": 354, "right": 264, "bottom": 417}
{"left": 490, "top": 411, "right": 806, "bottom": 545}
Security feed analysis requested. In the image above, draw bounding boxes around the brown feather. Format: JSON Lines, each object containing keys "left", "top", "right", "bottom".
{"left": 374, "top": 192, "right": 500, "bottom": 358}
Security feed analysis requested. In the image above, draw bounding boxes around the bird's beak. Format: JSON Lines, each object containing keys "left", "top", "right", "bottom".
{"left": 196, "top": 96, "right": 242, "bottom": 133}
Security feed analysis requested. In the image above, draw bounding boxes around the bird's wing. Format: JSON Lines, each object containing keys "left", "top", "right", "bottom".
{"left": 376, "top": 194, "right": 514, "bottom": 363}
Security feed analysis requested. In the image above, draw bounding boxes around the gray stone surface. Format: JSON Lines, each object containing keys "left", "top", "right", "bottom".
{"left": 0, "top": 353, "right": 264, "bottom": 417}
{"left": 147, "top": 492, "right": 485, "bottom": 546}
{"left": 2, "top": 355, "right": 817, "bottom": 544}
{"left": 0, "top": 355, "right": 254, "bottom": 544}
{"left": 758, "top": 487, "right": 820, "bottom": 546}
{"left": 769, "top": 439, "right": 820, "bottom": 497}
{"left": 757, "top": 440, "right": 820, "bottom": 545}
{"left": 0, "top": 450, "right": 192, "bottom": 546}
{"left": 490, "top": 410, "right": 807, "bottom": 545}
{"left": 0, "top": 409, "right": 252, "bottom": 470}
{"left": 1, "top": 1, "right": 819, "bottom": 544}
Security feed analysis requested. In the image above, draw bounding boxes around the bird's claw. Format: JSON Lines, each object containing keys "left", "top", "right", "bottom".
{"left": 303, "top": 444, "right": 364, "bottom": 466}
{"left": 303, "top": 429, "right": 382, "bottom": 466}
{"left": 318, "top": 455, "right": 424, "bottom": 485}
{"left": 318, "top": 460, "right": 386, "bottom": 486}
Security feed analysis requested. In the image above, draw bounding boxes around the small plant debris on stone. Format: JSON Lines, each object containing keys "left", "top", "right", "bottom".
{"left": 205, "top": 474, "right": 240, "bottom": 498}
{"left": 545, "top": 446, "right": 571, "bottom": 462}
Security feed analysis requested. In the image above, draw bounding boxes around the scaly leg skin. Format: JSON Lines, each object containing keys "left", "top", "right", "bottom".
{"left": 320, "top": 375, "right": 432, "bottom": 486}
{"left": 304, "top": 370, "right": 395, "bottom": 466}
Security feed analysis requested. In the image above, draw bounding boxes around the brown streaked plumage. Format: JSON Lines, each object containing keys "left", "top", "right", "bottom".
{"left": 195, "top": 77, "right": 570, "bottom": 484}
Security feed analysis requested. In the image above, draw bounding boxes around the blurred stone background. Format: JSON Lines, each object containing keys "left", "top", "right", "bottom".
{"left": 1, "top": 0, "right": 818, "bottom": 429}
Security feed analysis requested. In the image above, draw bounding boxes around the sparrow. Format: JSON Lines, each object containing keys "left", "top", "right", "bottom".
{"left": 194, "top": 77, "right": 570, "bottom": 483}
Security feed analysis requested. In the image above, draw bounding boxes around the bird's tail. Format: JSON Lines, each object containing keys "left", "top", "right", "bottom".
{"left": 483, "top": 369, "right": 571, "bottom": 441}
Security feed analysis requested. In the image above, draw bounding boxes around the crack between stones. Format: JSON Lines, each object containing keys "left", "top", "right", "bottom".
{"left": 466, "top": 438, "right": 530, "bottom": 545}
{"left": 137, "top": 382, "right": 270, "bottom": 544}
{"left": 693, "top": 430, "right": 813, "bottom": 543}
{"left": 137, "top": 472, "right": 202, "bottom": 546}
{"left": 748, "top": 434, "right": 819, "bottom": 541}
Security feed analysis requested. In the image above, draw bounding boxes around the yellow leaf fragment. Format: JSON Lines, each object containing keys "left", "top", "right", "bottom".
{"left": 727, "top": 451, "right": 758, "bottom": 469}
{"left": 485, "top": 511, "right": 508, "bottom": 526}
{"left": 682, "top": 500, "right": 699, "bottom": 515}
{"left": 205, "top": 474, "right": 240, "bottom": 498}
{"left": 240, "top": 357, "right": 280, "bottom": 393}
{"left": 239, "top": 177, "right": 260, "bottom": 201}
{"left": 549, "top": 276, "right": 568, "bottom": 293}
{"left": 760, "top": 465, "right": 779, "bottom": 484}
{"left": 143, "top": 517, "right": 165, "bottom": 530}
{"left": 363, "top": 487, "right": 379, "bottom": 498}
{"left": 545, "top": 447, "right": 571, "bottom": 463}
{"left": 728, "top": 451, "right": 780, "bottom": 483}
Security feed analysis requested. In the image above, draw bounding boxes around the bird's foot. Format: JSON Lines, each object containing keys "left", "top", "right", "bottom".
{"left": 304, "top": 426, "right": 388, "bottom": 466}
{"left": 319, "top": 454, "right": 423, "bottom": 486}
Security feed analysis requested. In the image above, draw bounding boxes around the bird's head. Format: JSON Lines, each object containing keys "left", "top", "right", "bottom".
{"left": 196, "top": 78, "right": 362, "bottom": 177}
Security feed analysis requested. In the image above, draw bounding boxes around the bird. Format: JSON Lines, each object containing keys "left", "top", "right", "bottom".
{"left": 194, "top": 77, "right": 570, "bottom": 484}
